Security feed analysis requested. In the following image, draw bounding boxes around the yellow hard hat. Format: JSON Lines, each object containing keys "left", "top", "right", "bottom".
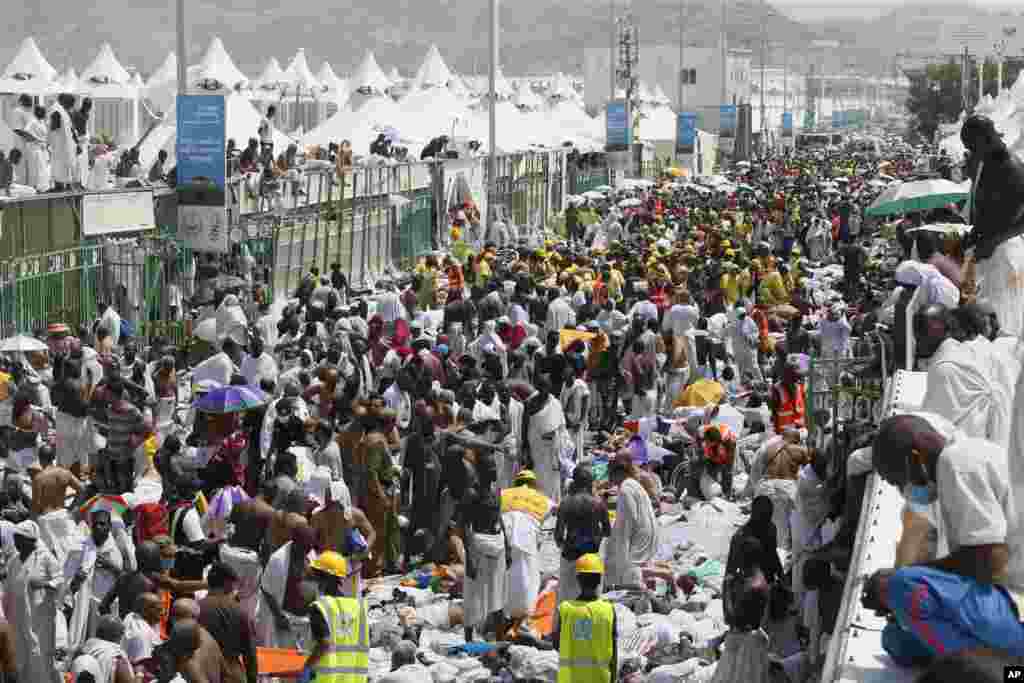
{"left": 310, "top": 551, "right": 348, "bottom": 579}
{"left": 575, "top": 553, "right": 605, "bottom": 575}
{"left": 515, "top": 469, "right": 537, "bottom": 484}
{"left": 721, "top": 240, "right": 732, "bottom": 248}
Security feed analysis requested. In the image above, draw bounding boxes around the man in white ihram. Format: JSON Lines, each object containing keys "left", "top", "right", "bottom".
{"left": 5, "top": 520, "right": 63, "bottom": 683}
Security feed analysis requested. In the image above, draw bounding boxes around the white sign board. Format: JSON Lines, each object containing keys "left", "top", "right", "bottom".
{"left": 81, "top": 191, "right": 156, "bottom": 236}
{"left": 179, "top": 205, "right": 230, "bottom": 253}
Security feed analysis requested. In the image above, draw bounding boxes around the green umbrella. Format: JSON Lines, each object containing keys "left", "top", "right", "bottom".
{"left": 865, "top": 179, "right": 970, "bottom": 217}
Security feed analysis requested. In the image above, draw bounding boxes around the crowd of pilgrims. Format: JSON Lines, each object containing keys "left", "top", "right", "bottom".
{"left": 1, "top": 139, "right": 1008, "bottom": 683}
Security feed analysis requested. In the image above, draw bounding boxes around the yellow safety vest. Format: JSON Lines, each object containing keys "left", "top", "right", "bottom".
{"left": 313, "top": 596, "right": 369, "bottom": 683}
{"left": 558, "top": 599, "right": 615, "bottom": 683}
{"left": 501, "top": 486, "right": 552, "bottom": 523}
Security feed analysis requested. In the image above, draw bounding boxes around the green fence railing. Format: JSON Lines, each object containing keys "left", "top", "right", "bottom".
{"left": 396, "top": 188, "right": 434, "bottom": 265}
{"left": 0, "top": 245, "right": 103, "bottom": 337}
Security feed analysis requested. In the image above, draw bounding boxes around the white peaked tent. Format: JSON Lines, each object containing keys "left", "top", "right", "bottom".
{"left": 636, "top": 81, "right": 656, "bottom": 106}
{"left": 147, "top": 52, "right": 177, "bottom": 88}
{"left": 546, "top": 72, "right": 575, "bottom": 101}
{"left": 652, "top": 84, "right": 672, "bottom": 107}
{"left": 0, "top": 37, "right": 57, "bottom": 95}
{"left": 317, "top": 63, "right": 349, "bottom": 107}
{"left": 449, "top": 74, "right": 470, "bottom": 100}
{"left": 138, "top": 91, "right": 291, "bottom": 171}
{"left": 513, "top": 84, "right": 543, "bottom": 111}
{"left": 316, "top": 63, "right": 342, "bottom": 92}
{"left": 302, "top": 95, "right": 401, "bottom": 152}
{"left": 492, "top": 67, "right": 515, "bottom": 100}
{"left": 411, "top": 45, "right": 453, "bottom": 89}
{"left": 395, "top": 85, "right": 471, "bottom": 144}
{"left": 389, "top": 67, "right": 404, "bottom": 83}
{"left": 0, "top": 116, "right": 14, "bottom": 152}
{"left": 80, "top": 43, "right": 142, "bottom": 145}
{"left": 349, "top": 51, "right": 391, "bottom": 95}
{"left": 282, "top": 49, "right": 321, "bottom": 93}
{"left": 193, "top": 37, "right": 249, "bottom": 91}
{"left": 279, "top": 49, "right": 322, "bottom": 135}
{"left": 81, "top": 43, "right": 132, "bottom": 87}
{"left": 253, "top": 57, "right": 287, "bottom": 94}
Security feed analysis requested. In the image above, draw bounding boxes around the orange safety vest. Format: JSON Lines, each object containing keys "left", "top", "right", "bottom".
{"left": 772, "top": 383, "right": 806, "bottom": 433}
{"left": 702, "top": 424, "right": 735, "bottom": 466}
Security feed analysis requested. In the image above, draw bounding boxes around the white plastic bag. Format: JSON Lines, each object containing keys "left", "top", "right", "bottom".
{"left": 700, "top": 471, "right": 722, "bottom": 500}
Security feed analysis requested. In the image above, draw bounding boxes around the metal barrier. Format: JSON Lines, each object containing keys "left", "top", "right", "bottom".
{"left": 240, "top": 162, "right": 439, "bottom": 298}
{"left": 0, "top": 151, "right": 567, "bottom": 336}
{"left": 0, "top": 245, "right": 103, "bottom": 337}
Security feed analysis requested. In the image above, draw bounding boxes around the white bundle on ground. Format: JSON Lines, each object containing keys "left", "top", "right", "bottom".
{"left": 508, "top": 645, "right": 560, "bottom": 681}
{"left": 647, "top": 657, "right": 707, "bottom": 683}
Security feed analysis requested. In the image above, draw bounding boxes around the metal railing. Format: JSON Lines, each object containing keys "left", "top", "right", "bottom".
{"left": 0, "top": 150, "right": 569, "bottom": 337}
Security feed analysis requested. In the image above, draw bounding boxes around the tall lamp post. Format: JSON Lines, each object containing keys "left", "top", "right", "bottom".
{"left": 176, "top": 0, "right": 187, "bottom": 95}
{"left": 487, "top": 0, "right": 499, "bottom": 234}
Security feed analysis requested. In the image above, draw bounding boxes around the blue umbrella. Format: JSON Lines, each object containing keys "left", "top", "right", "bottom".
{"left": 194, "top": 384, "right": 268, "bottom": 414}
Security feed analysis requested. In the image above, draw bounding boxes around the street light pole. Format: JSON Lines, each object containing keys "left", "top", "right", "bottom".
{"left": 678, "top": 0, "right": 685, "bottom": 112}
{"left": 610, "top": 0, "right": 616, "bottom": 102}
{"left": 176, "top": 0, "right": 187, "bottom": 95}
{"left": 488, "top": 0, "right": 499, "bottom": 234}
{"left": 759, "top": 0, "right": 766, "bottom": 155}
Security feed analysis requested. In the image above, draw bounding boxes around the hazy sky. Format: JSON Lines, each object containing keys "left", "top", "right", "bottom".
{"left": 773, "top": 0, "right": 1021, "bottom": 21}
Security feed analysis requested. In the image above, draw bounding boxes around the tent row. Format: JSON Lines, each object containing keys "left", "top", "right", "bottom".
{"left": 0, "top": 36, "right": 583, "bottom": 111}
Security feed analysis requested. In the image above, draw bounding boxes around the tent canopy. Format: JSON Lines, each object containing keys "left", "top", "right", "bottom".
{"left": 302, "top": 95, "right": 401, "bottom": 151}
{"left": 282, "top": 49, "right": 321, "bottom": 94}
{"left": 253, "top": 57, "right": 287, "bottom": 94}
{"left": 80, "top": 43, "right": 138, "bottom": 99}
{"left": 194, "top": 36, "right": 249, "bottom": 90}
{"left": 81, "top": 43, "right": 132, "bottom": 85}
{"left": 411, "top": 45, "right": 453, "bottom": 89}
{"left": 0, "top": 37, "right": 57, "bottom": 95}
{"left": 349, "top": 51, "right": 391, "bottom": 94}
{"left": 147, "top": 52, "right": 177, "bottom": 88}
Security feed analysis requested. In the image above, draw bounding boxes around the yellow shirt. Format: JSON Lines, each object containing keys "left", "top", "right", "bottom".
{"left": 608, "top": 269, "right": 625, "bottom": 301}
{"left": 721, "top": 273, "right": 740, "bottom": 306}
{"left": 759, "top": 271, "right": 790, "bottom": 306}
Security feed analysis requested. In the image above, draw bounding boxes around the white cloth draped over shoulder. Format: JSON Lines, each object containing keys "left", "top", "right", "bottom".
{"left": 605, "top": 477, "right": 657, "bottom": 587}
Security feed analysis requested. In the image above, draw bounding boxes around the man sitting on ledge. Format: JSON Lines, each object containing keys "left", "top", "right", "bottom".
{"left": 863, "top": 413, "right": 1024, "bottom": 666}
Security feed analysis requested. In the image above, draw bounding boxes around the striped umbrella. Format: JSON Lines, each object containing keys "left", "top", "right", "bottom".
{"left": 194, "top": 384, "right": 268, "bottom": 414}
{"left": 79, "top": 494, "right": 130, "bottom": 520}
{"left": 206, "top": 486, "right": 250, "bottom": 522}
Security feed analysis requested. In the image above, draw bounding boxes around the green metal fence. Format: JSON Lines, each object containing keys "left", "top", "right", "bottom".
{"left": 396, "top": 188, "right": 434, "bottom": 265}
{"left": 575, "top": 172, "right": 611, "bottom": 194}
{"left": 0, "top": 245, "right": 102, "bottom": 337}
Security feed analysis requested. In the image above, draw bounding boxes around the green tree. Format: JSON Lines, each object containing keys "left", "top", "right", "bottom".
{"left": 906, "top": 61, "right": 1022, "bottom": 142}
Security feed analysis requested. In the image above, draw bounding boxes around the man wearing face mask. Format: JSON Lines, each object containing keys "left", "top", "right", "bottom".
{"left": 916, "top": 304, "right": 1010, "bottom": 447}
{"left": 864, "top": 413, "right": 1024, "bottom": 666}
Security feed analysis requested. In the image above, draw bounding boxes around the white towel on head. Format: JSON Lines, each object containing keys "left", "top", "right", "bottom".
{"left": 329, "top": 480, "right": 353, "bottom": 521}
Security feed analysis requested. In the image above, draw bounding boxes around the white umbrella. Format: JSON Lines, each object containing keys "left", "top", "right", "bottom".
{"left": 0, "top": 335, "right": 48, "bottom": 353}
{"left": 582, "top": 191, "right": 605, "bottom": 200}
{"left": 618, "top": 198, "right": 642, "bottom": 208}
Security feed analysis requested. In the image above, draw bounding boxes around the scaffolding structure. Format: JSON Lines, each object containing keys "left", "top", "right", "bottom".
{"left": 616, "top": 11, "right": 639, "bottom": 125}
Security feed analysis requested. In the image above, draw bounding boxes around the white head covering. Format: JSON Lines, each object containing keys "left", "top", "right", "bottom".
{"left": 894, "top": 260, "right": 925, "bottom": 287}
{"left": 329, "top": 480, "right": 353, "bottom": 521}
{"left": 305, "top": 466, "right": 332, "bottom": 509}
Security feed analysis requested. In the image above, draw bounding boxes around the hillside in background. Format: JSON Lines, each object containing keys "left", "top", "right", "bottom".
{"left": 4, "top": 0, "right": 816, "bottom": 79}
